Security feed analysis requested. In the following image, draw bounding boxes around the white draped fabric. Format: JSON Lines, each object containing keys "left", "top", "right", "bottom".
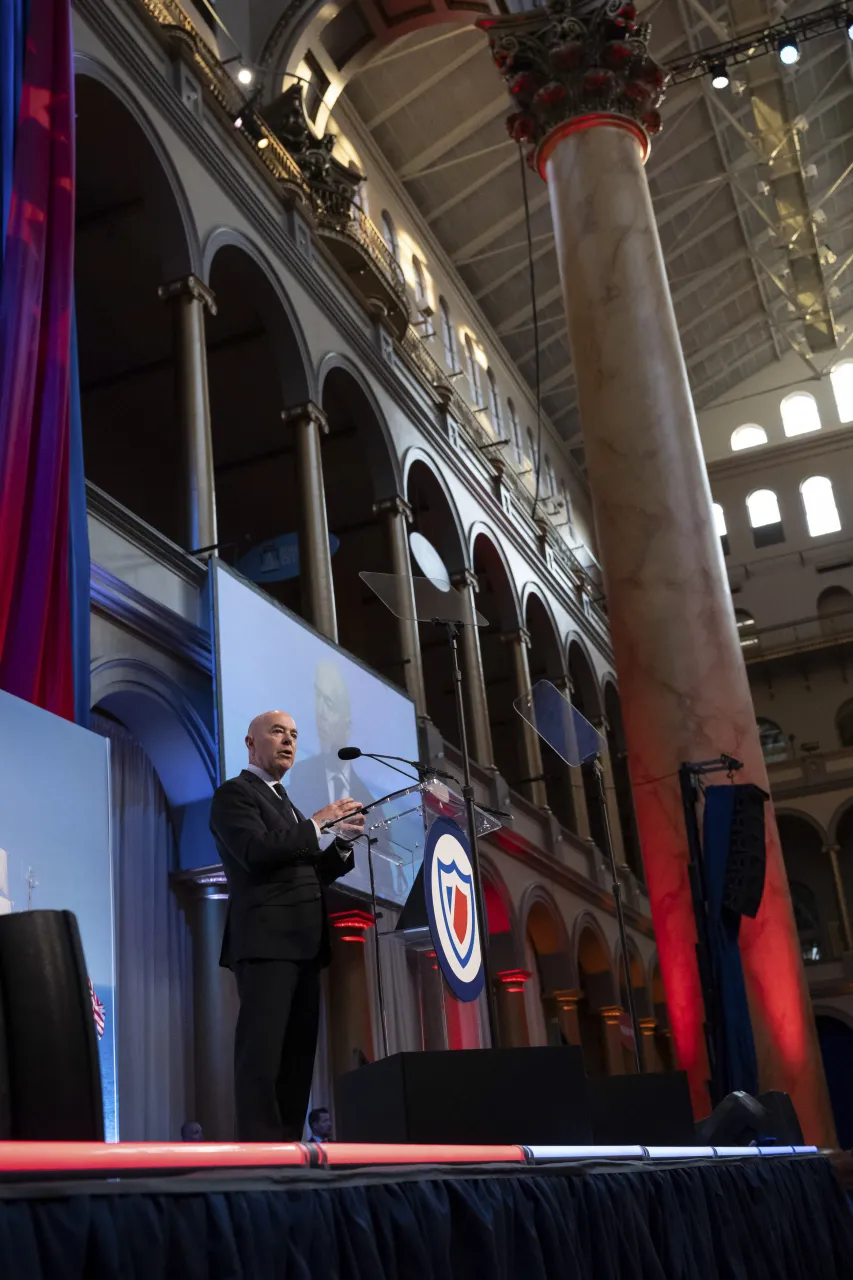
{"left": 92, "top": 712, "right": 193, "bottom": 1141}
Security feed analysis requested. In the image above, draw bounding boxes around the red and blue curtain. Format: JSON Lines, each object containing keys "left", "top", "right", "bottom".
{"left": 0, "top": 0, "right": 89, "bottom": 725}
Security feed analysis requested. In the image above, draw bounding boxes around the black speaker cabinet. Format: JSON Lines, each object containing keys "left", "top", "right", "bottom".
{"left": 339, "top": 1048, "right": 592, "bottom": 1145}
{"left": 0, "top": 910, "right": 104, "bottom": 1140}
{"left": 588, "top": 1072, "right": 696, "bottom": 1146}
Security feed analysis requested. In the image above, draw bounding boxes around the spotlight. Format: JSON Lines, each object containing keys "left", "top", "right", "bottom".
{"left": 848, "top": 13, "right": 853, "bottom": 39}
{"left": 233, "top": 115, "right": 243, "bottom": 130}
{"left": 778, "top": 34, "right": 800, "bottom": 65}
{"left": 710, "top": 60, "right": 729, "bottom": 89}
{"left": 257, "top": 136, "right": 270, "bottom": 150}
{"left": 237, "top": 66, "right": 254, "bottom": 86}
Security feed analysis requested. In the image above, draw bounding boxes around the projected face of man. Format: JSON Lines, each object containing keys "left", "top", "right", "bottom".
{"left": 246, "top": 711, "right": 298, "bottom": 780}
{"left": 314, "top": 662, "right": 352, "bottom": 757}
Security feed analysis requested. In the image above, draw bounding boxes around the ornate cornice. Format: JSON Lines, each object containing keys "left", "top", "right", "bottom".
{"left": 478, "top": 0, "right": 666, "bottom": 175}
{"left": 90, "top": 562, "right": 212, "bottom": 671}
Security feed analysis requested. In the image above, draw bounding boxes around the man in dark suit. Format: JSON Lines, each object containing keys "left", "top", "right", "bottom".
{"left": 209, "top": 709, "right": 364, "bottom": 1142}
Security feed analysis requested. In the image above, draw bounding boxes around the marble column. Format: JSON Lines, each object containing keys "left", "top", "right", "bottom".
{"left": 825, "top": 844, "right": 852, "bottom": 953}
{"left": 328, "top": 910, "right": 376, "bottom": 1088}
{"left": 158, "top": 275, "right": 217, "bottom": 553}
{"left": 503, "top": 628, "right": 548, "bottom": 809}
{"left": 481, "top": 0, "right": 834, "bottom": 1143}
{"left": 495, "top": 969, "right": 532, "bottom": 1047}
{"left": 639, "top": 1017, "right": 660, "bottom": 1072}
{"left": 594, "top": 716, "right": 626, "bottom": 866}
{"left": 177, "top": 877, "right": 238, "bottom": 1140}
{"left": 554, "top": 988, "right": 583, "bottom": 1047}
{"left": 600, "top": 1006, "right": 626, "bottom": 1077}
{"left": 374, "top": 495, "right": 427, "bottom": 718}
{"left": 282, "top": 402, "right": 338, "bottom": 641}
{"left": 451, "top": 569, "right": 495, "bottom": 770}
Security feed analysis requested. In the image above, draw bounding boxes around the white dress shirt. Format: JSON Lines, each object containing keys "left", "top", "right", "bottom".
{"left": 245, "top": 763, "right": 337, "bottom": 851}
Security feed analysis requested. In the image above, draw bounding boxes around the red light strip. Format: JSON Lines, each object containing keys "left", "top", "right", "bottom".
{"left": 0, "top": 1142, "right": 310, "bottom": 1173}
{"left": 537, "top": 112, "right": 648, "bottom": 178}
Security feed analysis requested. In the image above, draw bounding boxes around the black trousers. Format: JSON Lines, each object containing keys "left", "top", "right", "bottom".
{"left": 233, "top": 958, "right": 321, "bottom": 1142}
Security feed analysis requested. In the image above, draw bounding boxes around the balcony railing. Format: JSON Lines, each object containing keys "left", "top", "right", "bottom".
{"left": 309, "top": 184, "right": 409, "bottom": 334}
{"left": 740, "top": 608, "right": 853, "bottom": 663}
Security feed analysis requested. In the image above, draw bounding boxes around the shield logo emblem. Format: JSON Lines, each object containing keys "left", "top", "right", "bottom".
{"left": 437, "top": 857, "right": 475, "bottom": 966}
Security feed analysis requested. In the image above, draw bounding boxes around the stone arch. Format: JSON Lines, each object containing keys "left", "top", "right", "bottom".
{"left": 75, "top": 55, "right": 201, "bottom": 276}
{"left": 479, "top": 856, "right": 525, "bottom": 969}
{"left": 318, "top": 353, "right": 401, "bottom": 499}
{"left": 260, "top": 6, "right": 491, "bottom": 99}
{"left": 468, "top": 524, "right": 522, "bottom": 627}
{"left": 403, "top": 449, "right": 469, "bottom": 573}
{"left": 203, "top": 227, "right": 315, "bottom": 403}
{"left": 404, "top": 454, "right": 468, "bottom": 744}
{"left": 524, "top": 590, "right": 577, "bottom": 828}
{"left": 602, "top": 678, "right": 643, "bottom": 881}
{"left": 520, "top": 885, "right": 576, "bottom": 1046}
{"left": 472, "top": 530, "right": 523, "bottom": 788}
{"left": 205, "top": 238, "right": 315, "bottom": 622}
{"left": 318, "top": 361, "right": 401, "bottom": 675}
{"left": 568, "top": 638, "right": 607, "bottom": 854}
{"left": 778, "top": 811, "right": 839, "bottom": 964}
{"left": 90, "top": 658, "right": 217, "bottom": 869}
{"left": 74, "top": 62, "right": 197, "bottom": 545}
{"left": 574, "top": 912, "right": 616, "bottom": 1077}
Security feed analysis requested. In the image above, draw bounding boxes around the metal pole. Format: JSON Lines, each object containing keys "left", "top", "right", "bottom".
{"left": 445, "top": 621, "right": 500, "bottom": 1046}
{"left": 592, "top": 757, "right": 642, "bottom": 1074}
{"left": 364, "top": 833, "right": 389, "bottom": 1059}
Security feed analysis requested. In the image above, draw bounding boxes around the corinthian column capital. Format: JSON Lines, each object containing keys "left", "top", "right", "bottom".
{"left": 477, "top": 0, "right": 666, "bottom": 177}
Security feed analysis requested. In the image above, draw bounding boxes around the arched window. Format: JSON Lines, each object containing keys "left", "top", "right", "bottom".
{"left": 526, "top": 426, "right": 538, "bottom": 469}
{"left": 830, "top": 360, "right": 853, "bottom": 424}
{"left": 412, "top": 255, "right": 428, "bottom": 310}
{"left": 713, "top": 503, "right": 729, "bottom": 555}
{"left": 439, "top": 296, "right": 456, "bottom": 371}
{"left": 747, "top": 489, "right": 784, "bottom": 548}
{"left": 801, "top": 475, "right": 841, "bottom": 537}
{"left": 735, "top": 607, "right": 759, "bottom": 649}
{"left": 380, "top": 210, "right": 399, "bottom": 263}
{"left": 507, "top": 399, "right": 522, "bottom": 461}
{"left": 561, "top": 482, "right": 574, "bottom": 534}
{"left": 463, "top": 334, "right": 482, "bottom": 405}
{"left": 731, "top": 423, "right": 768, "bottom": 451}
{"left": 757, "top": 716, "right": 787, "bottom": 762}
{"left": 544, "top": 455, "right": 557, "bottom": 498}
{"left": 487, "top": 368, "right": 502, "bottom": 433}
{"left": 817, "top": 586, "right": 853, "bottom": 638}
{"left": 781, "top": 391, "right": 821, "bottom": 438}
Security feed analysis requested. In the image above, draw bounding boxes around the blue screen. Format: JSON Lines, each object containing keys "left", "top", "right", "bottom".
{"left": 0, "top": 690, "right": 117, "bottom": 1139}
{"left": 212, "top": 563, "right": 424, "bottom": 905}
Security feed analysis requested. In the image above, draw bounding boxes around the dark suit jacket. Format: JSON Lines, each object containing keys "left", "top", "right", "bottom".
{"left": 209, "top": 769, "right": 354, "bottom": 969}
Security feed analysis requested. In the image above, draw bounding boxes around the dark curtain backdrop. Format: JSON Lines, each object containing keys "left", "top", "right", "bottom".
{"left": 93, "top": 713, "right": 193, "bottom": 1140}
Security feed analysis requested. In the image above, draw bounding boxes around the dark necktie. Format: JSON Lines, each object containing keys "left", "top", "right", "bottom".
{"left": 272, "top": 782, "right": 293, "bottom": 814}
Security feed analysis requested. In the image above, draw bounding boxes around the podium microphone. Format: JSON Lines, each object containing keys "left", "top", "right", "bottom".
{"left": 338, "top": 746, "right": 453, "bottom": 781}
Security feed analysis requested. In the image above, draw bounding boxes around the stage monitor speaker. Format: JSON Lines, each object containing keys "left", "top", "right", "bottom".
{"left": 339, "top": 1048, "right": 592, "bottom": 1145}
{"left": 0, "top": 910, "right": 104, "bottom": 1140}
{"left": 723, "top": 784, "right": 766, "bottom": 918}
{"left": 756, "top": 1091, "right": 804, "bottom": 1145}
{"left": 588, "top": 1072, "right": 696, "bottom": 1146}
{"left": 696, "top": 1089, "right": 802, "bottom": 1147}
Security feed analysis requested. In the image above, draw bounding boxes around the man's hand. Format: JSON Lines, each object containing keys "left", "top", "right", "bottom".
{"left": 313, "top": 797, "right": 366, "bottom": 840}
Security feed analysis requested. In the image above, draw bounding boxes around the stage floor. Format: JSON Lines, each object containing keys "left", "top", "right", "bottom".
{"left": 0, "top": 1144, "right": 849, "bottom": 1279}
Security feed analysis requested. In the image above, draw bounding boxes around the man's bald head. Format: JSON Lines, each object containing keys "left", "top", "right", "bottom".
{"left": 245, "top": 710, "right": 298, "bottom": 779}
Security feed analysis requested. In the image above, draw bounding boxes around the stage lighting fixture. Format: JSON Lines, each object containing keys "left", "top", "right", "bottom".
{"left": 778, "top": 34, "right": 800, "bottom": 64}
{"left": 233, "top": 115, "right": 243, "bottom": 130}
{"left": 257, "top": 136, "right": 270, "bottom": 149}
{"left": 237, "top": 66, "right": 254, "bottom": 85}
{"left": 848, "top": 13, "right": 853, "bottom": 38}
{"left": 710, "top": 61, "right": 729, "bottom": 89}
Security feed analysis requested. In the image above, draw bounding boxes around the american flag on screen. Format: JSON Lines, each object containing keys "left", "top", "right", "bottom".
{"left": 88, "top": 978, "right": 105, "bottom": 1039}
